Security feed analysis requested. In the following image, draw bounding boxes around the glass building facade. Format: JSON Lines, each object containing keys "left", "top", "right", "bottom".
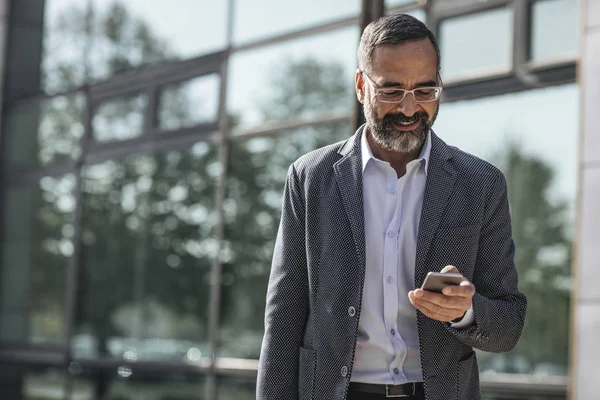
{"left": 0, "top": 0, "right": 580, "bottom": 398}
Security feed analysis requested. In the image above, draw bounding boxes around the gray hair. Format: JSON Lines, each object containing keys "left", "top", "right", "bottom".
{"left": 357, "top": 13, "right": 441, "bottom": 74}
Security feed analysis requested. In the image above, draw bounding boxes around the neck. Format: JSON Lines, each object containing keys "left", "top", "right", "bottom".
{"left": 366, "top": 126, "right": 424, "bottom": 178}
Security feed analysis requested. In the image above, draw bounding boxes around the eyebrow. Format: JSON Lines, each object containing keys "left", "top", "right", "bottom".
{"left": 379, "top": 79, "right": 438, "bottom": 88}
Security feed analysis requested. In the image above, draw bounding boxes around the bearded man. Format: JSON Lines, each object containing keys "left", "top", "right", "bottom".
{"left": 257, "top": 13, "right": 527, "bottom": 400}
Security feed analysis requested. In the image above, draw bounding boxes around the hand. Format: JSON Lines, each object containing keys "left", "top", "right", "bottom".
{"left": 408, "top": 265, "right": 475, "bottom": 322}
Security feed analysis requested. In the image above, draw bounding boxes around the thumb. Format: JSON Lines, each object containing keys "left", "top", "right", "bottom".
{"left": 440, "top": 265, "right": 459, "bottom": 274}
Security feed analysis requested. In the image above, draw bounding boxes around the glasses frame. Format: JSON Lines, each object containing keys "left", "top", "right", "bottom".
{"left": 360, "top": 70, "right": 444, "bottom": 104}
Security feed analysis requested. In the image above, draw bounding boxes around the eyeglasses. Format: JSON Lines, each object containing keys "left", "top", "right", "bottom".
{"left": 361, "top": 71, "right": 443, "bottom": 104}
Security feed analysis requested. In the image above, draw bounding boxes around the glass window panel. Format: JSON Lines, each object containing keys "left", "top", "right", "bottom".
{"left": 385, "top": 8, "right": 426, "bottom": 21}
{"left": 89, "top": 0, "right": 228, "bottom": 82}
{"left": 233, "top": 0, "right": 360, "bottom": 44}
{"left": 531, "top": 0, "right": 579, "bottom": 61}
{"left": 92, "top": 94, "right": 147, "bottom": 143}
{"left": 217, "top": 377, "right": 256, "bottom": 400}
{"left": 69, "top": 368, "right": 204, "bottom": 400}
{"left": 42, "top": 0, "right": 89, "bottom": 93}
{"left": 41, "top": 0, "right": 228, "bottom": 91}
{"left": 158, "top": 74, "right": 221, "bottom": 131}
{"left": 219, "top": 121, "right": 351, "bottom": 359}
{"left": 3, "top": 93, "right": 85, "bottom": 170}
{"left": 386, "top": 0, "right": 417, "bottom": 8}
{"left": 435, "top": 84, "right": 578, "bottom": 376}
{"left": 0, "top": 174, "right": 75, "bottom": 345}
{"left": 75, "top": 141, "right": 219, "bottom": 363}
{"left": 0, "top": 366, "right": 67, "bottom": 399}
{"left": 227, "top": 27, "right": 359, "bottom": 132}
{"left": 440, "top": 8, "right": 513, "bottom": 79}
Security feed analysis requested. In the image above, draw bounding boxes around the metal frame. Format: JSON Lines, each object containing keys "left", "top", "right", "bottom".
{"left": 0, "top": 0, "right": 577, "bottom": 398}
{"left": 432, "top": 0, "right": 577, "bottom": 101}
{"left": 204, "top": 0, "right": 236, "bottom": 396}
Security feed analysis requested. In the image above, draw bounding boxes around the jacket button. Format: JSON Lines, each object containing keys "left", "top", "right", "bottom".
{"left": 348, "top": 306, "right": 356, "bottom": 317}
{"left": 341, "top": 366, "right": 348, "bottom": 377}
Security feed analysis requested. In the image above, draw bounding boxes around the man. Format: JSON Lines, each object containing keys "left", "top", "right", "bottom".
{"left": 257, "top": 13, "right": 527, "bottom": 400}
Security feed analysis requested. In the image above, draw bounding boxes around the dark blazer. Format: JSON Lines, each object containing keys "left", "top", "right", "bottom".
{"left": 257, "top": 126, "right": 527, "bottom": 400}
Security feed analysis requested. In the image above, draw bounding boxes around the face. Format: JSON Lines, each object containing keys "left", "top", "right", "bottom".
{"left": 356, "top": 39, "right": 440, "bottom": 154}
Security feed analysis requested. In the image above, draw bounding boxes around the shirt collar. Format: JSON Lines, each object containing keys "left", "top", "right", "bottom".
{"left": 361, "top": 127, "right": 432, "bottom": 176}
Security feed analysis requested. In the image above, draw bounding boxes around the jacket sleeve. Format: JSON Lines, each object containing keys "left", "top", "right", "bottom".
{"left": 257, "top": 164, "right": 309, "bottom": 400}
{"left": 447, "top": 170, "right": 527, "bottom": 352}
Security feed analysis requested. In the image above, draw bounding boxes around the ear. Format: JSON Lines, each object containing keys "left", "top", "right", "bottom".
{"left": 355, "top": 69, "right": 365, "bottom": 104}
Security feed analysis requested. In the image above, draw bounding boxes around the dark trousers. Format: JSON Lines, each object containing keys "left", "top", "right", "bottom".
{"left": 346, "top": 390, "right": 425, "bottom": 400}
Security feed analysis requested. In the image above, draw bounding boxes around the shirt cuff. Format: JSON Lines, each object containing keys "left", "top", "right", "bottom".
{"left": 449, "top": 303, "right": 474, "bottom": 329}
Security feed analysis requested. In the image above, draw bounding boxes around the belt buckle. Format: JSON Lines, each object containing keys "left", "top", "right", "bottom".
{"left": 386, "top": 383, "right": 414, "bottom": 398}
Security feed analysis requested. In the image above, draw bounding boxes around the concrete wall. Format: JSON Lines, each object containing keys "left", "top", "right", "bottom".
{"left": 572, "top": 0, "right": 600, "bottom": 399}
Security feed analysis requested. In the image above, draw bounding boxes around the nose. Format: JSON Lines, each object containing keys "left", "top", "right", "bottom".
{"left": 394, "top": 92, "right": 420, "bottom": 117}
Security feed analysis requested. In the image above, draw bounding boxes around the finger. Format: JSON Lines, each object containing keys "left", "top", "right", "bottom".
{"left": 440, "top": 265, "right": 460, "bottom": 274}
{"left": 414, "top": 300, "right": 460, "bottom": 321}
{"left": 410, "top": 292, "right": 465, "bottom": 321}
{"left": 408, "top": 291, "right": 417, "bottom": 307}
{"left": 415, "top": 289, "right": 466, "bottom": 309}
{"left": 411, "top": 291, "right": 470, "bottom": 318}
{"left": 418, "top": 296, "right": 469, "bottom": 313}
{"left": 412, "top": 293, "right": 460, "bottom": 316}
{"left": 442, "top": 281, "right": 476, "bottom": 297}
{"left": 419, "top": 307, "right": 453, "bottom": 322}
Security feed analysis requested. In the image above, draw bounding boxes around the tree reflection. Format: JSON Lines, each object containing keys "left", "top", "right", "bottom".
{"left": 43, "top": 2, "right": 173, "bottom": 92}
{"left": 78, "top": 143, "right": 219, "bottom": 362}
{"left": 220, "top": 122, "right": 350, "bottom": 358}
{"left": 219, "top": 55, "right": 352, "bottom": 358}
{"left": 258, "top": 57, "right": 351, "bottom": 122}
{"left": 29, "top": 3, "right": 217, "bottom": 397}
{"left": 4, "top": 174, "right": 76, "bottom": 343}
{"left": 478, "top": 143, "right": 571, "bottom": 375}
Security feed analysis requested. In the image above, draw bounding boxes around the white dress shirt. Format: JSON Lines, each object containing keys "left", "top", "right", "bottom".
{"left": 351, "top": 128, "right": 473, "bottom": 384}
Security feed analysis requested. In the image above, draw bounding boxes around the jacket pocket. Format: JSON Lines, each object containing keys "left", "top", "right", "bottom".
{"left": 298, "top": 346, "right": 316, "bottom": 400}
{"left": 457, "top": 351, "right": 481, "bottom": 400}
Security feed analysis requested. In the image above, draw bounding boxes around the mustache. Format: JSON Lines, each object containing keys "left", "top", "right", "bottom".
{"left": 384, "top": 112, "right": 429, "bottom": 125}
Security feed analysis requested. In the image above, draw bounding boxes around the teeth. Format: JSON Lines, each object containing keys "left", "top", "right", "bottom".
{"left": 400, "top": 120, "right": 416, "bottom": 125}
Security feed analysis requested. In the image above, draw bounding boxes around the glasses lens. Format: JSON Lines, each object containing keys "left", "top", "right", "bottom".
{"left": 378, "top": 88, "right": 406, "bottom": 102}
{"left": 414, "top": 88, "right": 439, "bottom": 102}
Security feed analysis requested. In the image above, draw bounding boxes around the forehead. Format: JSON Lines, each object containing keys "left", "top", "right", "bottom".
{"left": 370, "top": 39, "right": 438, "bottom": 82}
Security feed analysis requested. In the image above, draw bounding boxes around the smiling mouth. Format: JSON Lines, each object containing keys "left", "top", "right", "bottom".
{"left": 392, "top": 119, "right": 421, "bottom": 131}
{"left": 398, "top": 119, "right": 418, "bottom": 126}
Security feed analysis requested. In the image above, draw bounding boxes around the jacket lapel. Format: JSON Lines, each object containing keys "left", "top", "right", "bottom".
{"left": 333, "top": 127, "right": 366, "bottom": 268}
{"left": 414, "top": 132, "right": 457, "bottom": 286}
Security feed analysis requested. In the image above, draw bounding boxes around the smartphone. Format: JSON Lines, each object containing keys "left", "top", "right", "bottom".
{"left": 420, "top": 272, "right": 464, "bottom": 294}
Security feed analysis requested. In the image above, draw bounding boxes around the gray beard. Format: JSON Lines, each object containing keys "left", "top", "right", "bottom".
{"left": 364, "top": 102, "right": 429, "bottom": 154}
{"left": 370, "top": 123, "right": 426, "bottom": 153}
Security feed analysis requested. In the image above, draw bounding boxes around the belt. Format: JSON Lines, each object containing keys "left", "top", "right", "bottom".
{"left": 348, "top": 382, "right": 424, "bottom": 398}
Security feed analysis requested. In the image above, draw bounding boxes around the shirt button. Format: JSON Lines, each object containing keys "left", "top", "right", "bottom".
{"left": 348, "top": 306, "right": 356, "bottom": 317}
{"left": 386, "top": 276, "right": 393, "bottom": 284}
{"left": 390, "top": 329, "right": 396, "bottom": 336}
{"left": 393, "top": 368, "right": 399, "bottom": 375}
{"left": 387, "top": 186, "right": 395, "bottom": 194}
{"left": 387, "top": 231, "right": 396, "bottom": 238}
{"left": 341, "top": 366, "right": 348, "bottom": 377}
